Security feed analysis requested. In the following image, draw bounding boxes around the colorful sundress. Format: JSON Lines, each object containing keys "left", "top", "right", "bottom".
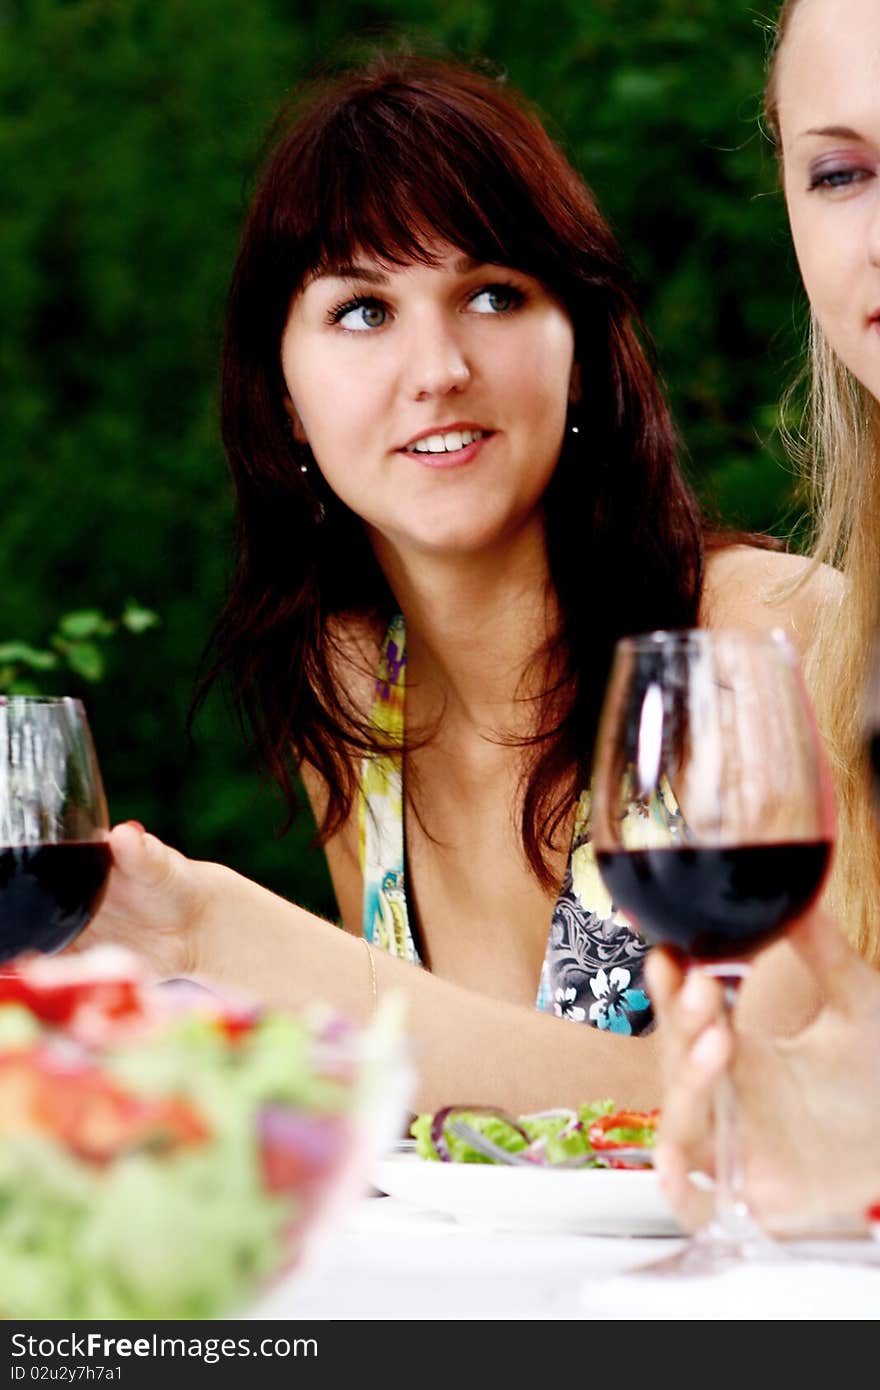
{"left": 358, "top": 616, "right": 674, "bottom": 1036}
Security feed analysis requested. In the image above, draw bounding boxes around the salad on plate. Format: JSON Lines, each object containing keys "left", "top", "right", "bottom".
{"left": 373, "top": 1101, "right": 672, "bottom": 1235}
{"left": 411, "top": 1100, "right": 659, "bottom": 1167}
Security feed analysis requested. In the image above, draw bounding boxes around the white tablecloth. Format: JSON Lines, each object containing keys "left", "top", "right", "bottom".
{"left": 247, "top": 1195, "right": 880, "bottom": 1321}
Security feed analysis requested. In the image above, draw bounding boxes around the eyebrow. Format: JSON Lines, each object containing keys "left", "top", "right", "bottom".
{"left": 798, "top": 125, "right": 867, "bottom": 142}
{"left": 313, "top": 254, "right": 487, "bottom": 285}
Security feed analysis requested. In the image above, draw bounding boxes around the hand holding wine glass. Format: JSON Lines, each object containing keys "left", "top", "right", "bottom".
{"left": 78, "top": 820, "right": 212, "bottom": 980}
{"left": 591, "top": 630, "right": 835, "bottom": 1274}
{"left": 0, "top": 697, "right": 112, "bottom": 963}
{"left": 646, "top": 914, "right": 880, "bottom": 1239}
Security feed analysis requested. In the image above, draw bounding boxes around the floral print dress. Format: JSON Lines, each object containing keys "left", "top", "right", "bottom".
{"left": 358, "top": 617, "right": 667, "bottom": 1036}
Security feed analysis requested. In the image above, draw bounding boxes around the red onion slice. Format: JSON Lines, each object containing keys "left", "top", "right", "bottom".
{"left": 429, "top": 1105, "right": 531, "bottom": 1162}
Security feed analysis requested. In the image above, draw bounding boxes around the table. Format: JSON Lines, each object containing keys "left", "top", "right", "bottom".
{"left": 247, "top": 1195, "right": 880, "bottom": 1321}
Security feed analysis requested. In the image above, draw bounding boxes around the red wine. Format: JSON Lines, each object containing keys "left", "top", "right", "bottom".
{"left": 596, "top": 841, "right": 832, "bottom": 961}
{"left": 0, "top": 842, "right": 112, "bottom": 963}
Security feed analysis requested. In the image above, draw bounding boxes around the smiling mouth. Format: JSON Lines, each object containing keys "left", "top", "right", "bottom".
{"left": 400, "top": 427, "right": 492, "bottom": 456}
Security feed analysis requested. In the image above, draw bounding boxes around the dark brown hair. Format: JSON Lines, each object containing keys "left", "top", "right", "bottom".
{"left": 201, "top": 50, "right": 707, "bottom": 885}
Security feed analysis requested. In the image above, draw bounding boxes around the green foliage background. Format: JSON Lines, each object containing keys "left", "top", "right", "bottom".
{"left": 1, "top": 0, "right": 803, "bottom": 918}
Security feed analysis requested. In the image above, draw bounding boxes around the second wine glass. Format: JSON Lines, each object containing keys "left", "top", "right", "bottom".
{"left": 0, "top": 696, "right": 111, "bottom": 964}
{"left": 591, "top": 629, "right": 834, "bottom": 1275}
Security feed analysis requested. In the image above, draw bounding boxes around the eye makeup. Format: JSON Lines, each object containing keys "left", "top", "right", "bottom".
{"left": 323, "top": 277, "right": 530, "bottom": 332}
{"left": 807, "top": 156, "right": 875, "bottom": 192}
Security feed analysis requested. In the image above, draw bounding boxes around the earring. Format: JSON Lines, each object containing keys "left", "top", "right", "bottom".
{"left": 296, "top": 451, "right": 326, "bottom": 524}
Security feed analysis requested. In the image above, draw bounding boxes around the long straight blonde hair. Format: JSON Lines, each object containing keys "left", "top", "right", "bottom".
{"left": 766, "top": 0, "right": 880, "bottom": 965}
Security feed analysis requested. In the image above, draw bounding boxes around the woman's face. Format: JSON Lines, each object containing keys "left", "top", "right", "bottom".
{"left": 777, "top": 0, "right": 880, "bottom": 401}
{"left": 280, "top": 243, "right": 577, "bottom": 559}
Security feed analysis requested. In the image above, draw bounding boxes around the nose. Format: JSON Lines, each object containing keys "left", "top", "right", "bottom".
{"left": 403, "top": 314, "right": 472, "bottom": 401}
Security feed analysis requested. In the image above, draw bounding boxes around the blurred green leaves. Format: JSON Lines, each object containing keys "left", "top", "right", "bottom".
{"left": 0, "top": 604, "right": 160, "bottom": 694}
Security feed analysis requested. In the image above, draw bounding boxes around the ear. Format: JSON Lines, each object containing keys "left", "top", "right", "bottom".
{"left": 568, "top": 361, "right": 582, "bottom": 408}
{"left": 283, "top": 395, "right": 309, "bottom": 445}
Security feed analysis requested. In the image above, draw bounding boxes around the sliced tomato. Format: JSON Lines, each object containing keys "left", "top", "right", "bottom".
{"left": 587, "top": 1109, "right": 660, "bottom": 1151}
{"left": 0, "top": 1049, "right": 210, "bottom": 1162}
{"left": 214, "top": 1008, "right": 259, "bottom": 1041}
{"left": 0, "top": 975, "right": 142, "bottom": 1027}
{"left": 49, "top": 1074, "right": 211, "bottom": 1162}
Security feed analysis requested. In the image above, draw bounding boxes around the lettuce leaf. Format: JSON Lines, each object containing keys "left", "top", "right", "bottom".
{"left": 411, "top": 1111, "right": 528, "bottom": 1163}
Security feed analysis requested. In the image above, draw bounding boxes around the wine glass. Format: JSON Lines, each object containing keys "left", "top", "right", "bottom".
{"left": 591, "top": 630, "right": 834, "bottom": 1275}
{"left": 0, "top": 696, "right": 111, "bottom": 964}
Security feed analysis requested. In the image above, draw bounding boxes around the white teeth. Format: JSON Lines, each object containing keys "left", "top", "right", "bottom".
{"left": 409, "top": 429, "right": 485, "bottom": 454}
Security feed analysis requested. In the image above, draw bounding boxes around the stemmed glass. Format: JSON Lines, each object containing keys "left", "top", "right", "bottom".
{"left": 591, "top": 630, "right": 834, "bottom": 1275}
{"left": 0, "top": 696, "right": 111, "bottom": 964}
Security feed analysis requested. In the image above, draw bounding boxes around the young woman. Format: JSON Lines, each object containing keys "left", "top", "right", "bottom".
{"left": 765, "top": 0, "right": 880, "bottom": 967}
{"left": 653, "top": 0, "right": 880, "bottom": 1227}
{"left": 85, "top": 52, "right": 827, "bottom": 1111}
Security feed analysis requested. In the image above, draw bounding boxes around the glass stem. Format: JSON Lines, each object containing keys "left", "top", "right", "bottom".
{"left": 701, "top": 970, "right": 766, "bottom": 1249}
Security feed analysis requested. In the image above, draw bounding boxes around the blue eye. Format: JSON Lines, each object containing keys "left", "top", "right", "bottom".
{"left": 469, "top": 284, "right": 525, "bottom": 314}
{"left": 808, "top": 166, "right": 872, "bottom": 191}
{"left": 332, "top": 298, "right": 388, "bottom": 331}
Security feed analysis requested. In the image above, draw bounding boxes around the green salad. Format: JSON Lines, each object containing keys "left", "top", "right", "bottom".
{"left": 0, "top": 950, "right": 396, "bottom": 1320}
{"left": 411, "top": 1099, "right": 659, "bottom": 1167}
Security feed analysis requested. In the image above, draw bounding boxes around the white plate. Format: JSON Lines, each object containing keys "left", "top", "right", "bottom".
{"left": 373, "top": 1153, "right": 681, "bottom": 1237}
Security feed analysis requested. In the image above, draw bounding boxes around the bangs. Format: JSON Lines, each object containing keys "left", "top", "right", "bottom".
{"left": 239, "top": 54, "right": 630, "bottom": 387}
{"left": 286, "top": 76, "right": 566, "bottom": 287}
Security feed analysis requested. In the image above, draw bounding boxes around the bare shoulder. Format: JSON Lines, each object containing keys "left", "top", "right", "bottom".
{"left": 701, "top": 544, "right": 843, "bottom": 660}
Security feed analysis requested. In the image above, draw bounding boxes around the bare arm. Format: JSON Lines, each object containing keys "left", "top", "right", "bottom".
{"left": 298, "top": 759, "right": 362, "bottom": 935}
{"left": 85, "top": 823, "right": 662, "bottom": 1115}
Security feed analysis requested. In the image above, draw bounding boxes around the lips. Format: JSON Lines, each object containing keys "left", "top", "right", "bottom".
{"left": 399, "top": 423, "right": 493, "bottom": 455}
{"left": 400, "top": 433, "right": 492, "bottom": 470}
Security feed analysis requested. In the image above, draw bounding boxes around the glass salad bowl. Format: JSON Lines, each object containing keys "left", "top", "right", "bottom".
{"left": 0, "top": 946, "right": 411, "bottom": 1319}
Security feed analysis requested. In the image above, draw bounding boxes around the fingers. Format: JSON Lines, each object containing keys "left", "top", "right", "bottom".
{"left": 662, "top": 1022, "right": 731, "bottom": 1128}
{"left": 653, "top": 1021, "right": 731, "bottom": 1231}
{"left": 648, "top": 948, "right": 726, "bottom": 1083}
{"left": 108, "top": 822, "right": 176, "bottom": 889}
{"left": 644, "top": 946, "right": 685, "bottom": 1013}
{"left": 107, "top": 821, "right": 147, "bottom": 873}
{"left": 658, "top": 1022, "right": 730, "bottom": 1154}
{"left": 647, "top": 953, "right": 726, "bottom": 1197}
{"left": 84, "top": 823, "right": 197, "bottom": 979}
{"left": 647, "top": 949, "right": 723, "bottom": 1035}
{"left": 654, "top": 1143, "right": 714, "bottom": 1233}
{"left": 787, "top": 907, "right": 874, "bottom": 1016}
